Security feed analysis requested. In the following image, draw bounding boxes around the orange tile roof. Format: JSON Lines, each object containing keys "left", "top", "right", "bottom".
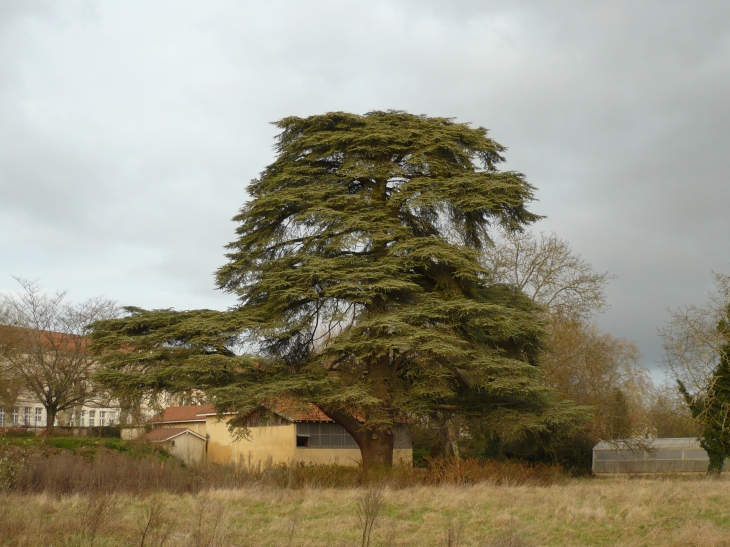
{"left": 0, "top": 325, "right": 88, "bottom": 353}
{"left": 144, "top": 427, "right": 206, "bottom": 442}
{"left": 194, "top": 401, "right": 335, "bottom": 423}
{"left": 148, "top": 404, "right": 215, "bottom": 424}
{"left": 269, "top": 401, "right": 334, "bottom": 422}
{"left": 153, "top": 402, "right": 407, "bottom": 425}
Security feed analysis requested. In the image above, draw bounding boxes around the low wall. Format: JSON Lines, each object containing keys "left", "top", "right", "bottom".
{"left": 121, "top": 427, "right": 146, "bottom": 440}
{"left": 54, "top": 426, "right": 121, "bottom": 438}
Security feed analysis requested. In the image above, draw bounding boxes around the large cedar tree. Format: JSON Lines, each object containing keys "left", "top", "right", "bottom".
{"left": 91, "top": 112, "right": 585, "bottom": 468}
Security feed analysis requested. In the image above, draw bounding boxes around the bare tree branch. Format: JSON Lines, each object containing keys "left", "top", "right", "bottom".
{"left": 482, "top": 228, "right": 613, "bottom": 321}
{"left": 660, "top": 272, "right": 730, "bottom": 397}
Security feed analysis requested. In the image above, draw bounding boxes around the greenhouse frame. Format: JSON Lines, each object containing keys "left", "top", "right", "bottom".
{"left": 592, "top": 438, "right": 728, "bottom": 474}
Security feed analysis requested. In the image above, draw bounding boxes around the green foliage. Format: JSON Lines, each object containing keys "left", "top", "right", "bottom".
{"left": 43, "top": 436, "right": 134, "bottom": 454}
{"left": 91, "top": 111, "right": 585, "bottom": 466}
{"left": 0, "top": 429, "right": 35, "bottom": 439}
{"left": 0, "top": 434, "right": 168, "bottom": 461}
{"left": 0, "top": 438, "right": 23, "bottom": 491}
{"left": 679, "top": 304, "right": 730, "bottom": 475}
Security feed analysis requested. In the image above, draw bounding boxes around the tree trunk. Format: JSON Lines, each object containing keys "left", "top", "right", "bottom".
{"left": 707, "top": 452, "right": 724, "bottom": 477}
{"left": 74, "top": 406, "right": 83, "bottom": 427}
{"left": 446, "top": 416, "right": 461, "bottom": 459}
{"left": 326, "top": 347, "right": 398, "bottom": 472}
{"left": 327, "top": 408, "right": 396, "bottom": 472}
{"left": 45, "top": 406, "right": 57, "bottom": 436}
{"left": 357, "top": 428, "right": 395, "bottom": 473}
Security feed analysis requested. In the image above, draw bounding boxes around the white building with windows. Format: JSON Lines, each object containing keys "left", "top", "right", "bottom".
{"left": 0, "top": 398, "right": 122, "bottom": 431}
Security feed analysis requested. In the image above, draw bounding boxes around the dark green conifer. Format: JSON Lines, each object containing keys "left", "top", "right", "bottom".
{"left": 91, "top": 111, "right": 585, "bottom": 469}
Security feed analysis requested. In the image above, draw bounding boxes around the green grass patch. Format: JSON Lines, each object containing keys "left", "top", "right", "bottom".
{"left": 1, "top": 433, "right": 168, "bottom": 459}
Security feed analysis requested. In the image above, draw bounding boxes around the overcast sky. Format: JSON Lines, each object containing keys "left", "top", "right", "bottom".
{"left": 2, "top": 1, "right": 729, "bottom": 377}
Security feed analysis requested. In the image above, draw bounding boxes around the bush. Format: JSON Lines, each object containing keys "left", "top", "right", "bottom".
{"left": 2, "top": 446, "right": 569, "bottom": 495}
{"left": 0, "top": 438, "right": 25, "bottom": 491}
{"left": 12, "top": 449, "right": 190, "bottom": 495}
{"left": 421, "top": 457, "right": 567, "bottom": 486}
{"left": 0, "top": 429, "right": 35, "bottom": 439}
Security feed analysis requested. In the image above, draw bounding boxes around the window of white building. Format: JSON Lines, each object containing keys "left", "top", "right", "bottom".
{"left": 88, "top": 410, "right": 95, "bottom": 427}
{"left": 23, "top": 407, "right": 31, "bottom": 426}
{"left": 35, "top": 407, "right": 43, "bottom": 426}
{"left": 99, "top": 411, "right": 105, "bottom": 427}
{"left": 12, "top": 407, "right": 18, "bottom": 425}
{"left": 80, "top": 410, "right": 86, "bottom": 427}
{"left": 0, "top": 407, "right": 4, "bottom": 427}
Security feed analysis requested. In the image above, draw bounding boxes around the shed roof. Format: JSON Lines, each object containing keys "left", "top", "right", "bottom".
{"left": 149, "top": 404, "right": 215, "bottom": 424}
{"left": 196, "top": 401, "right": 335, "bottom": 423}
{"left": 270, "top": 401, "right": 334, "bottom": 422}
{"left": 155, "top": 401, "right": 407, "bottom": 425}
{"left": 593, "top": 438, "right": 701, "bottom": 451}
{"left": 144, "top": 428, "right": 206, "bottom": 442}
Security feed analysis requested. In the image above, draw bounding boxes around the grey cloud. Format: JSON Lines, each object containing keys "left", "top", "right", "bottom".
{"left": 1, "top": 0, "right": 729, "bottom": 373}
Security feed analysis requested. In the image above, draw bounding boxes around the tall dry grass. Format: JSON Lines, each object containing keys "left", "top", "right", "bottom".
{"left": 1, "top": 443, "right": 568, "bottom": 495}
{"left": 4, "top": 440, "right": 730, "bottom": 546}
{"left": 2, "top": 478, "right": 730, "bottom": 546}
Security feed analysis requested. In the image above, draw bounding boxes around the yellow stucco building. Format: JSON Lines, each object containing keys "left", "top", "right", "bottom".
{"left": 149, "top": 404, "right": 412, "bottom": 467}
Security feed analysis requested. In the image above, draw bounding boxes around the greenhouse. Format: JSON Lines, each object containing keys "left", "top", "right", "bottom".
{"left": 592, "top": 438, "right": 727, "bottom": 474}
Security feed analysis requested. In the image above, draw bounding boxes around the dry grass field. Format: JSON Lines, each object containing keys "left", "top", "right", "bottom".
{"left": 2, "top": 436, "right": 730, "bottom": 546}
{"left": 3, "top": 477, "right": 730, "bottom": 547}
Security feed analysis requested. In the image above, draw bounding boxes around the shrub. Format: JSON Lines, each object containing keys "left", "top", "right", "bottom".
{"left": 0, "top": 429, "right": 35, "bottom": 439}
{"left": 0, "top": 438, "right": 25, "bottom": 491}
{"left": 1, "top": 435, "right": 570, "bottom": 494}
{"left": 422, "top": 457, "right": 567, "bottom": 487}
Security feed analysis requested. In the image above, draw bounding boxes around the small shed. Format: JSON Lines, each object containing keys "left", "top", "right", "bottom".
{"left": 592, "top": 438, "right": 729, "bottom": 474}
{"left": 145, "top": 428, "right": 207, "bottom": 465}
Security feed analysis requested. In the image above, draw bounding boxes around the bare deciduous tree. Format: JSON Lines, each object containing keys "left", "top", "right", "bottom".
{"left": 482, "top": 229, "right": 653, "bottom": 439}
{"left": 542, "top": 317, "right": 652, "bottom": 439}
{"left": 0, "top": 278, "right": 118, "bottom": 434}
{"left": 660, "top": 273, "right": 730, "bottom": 473}
{"left": 660, "top": 272, "right": 730, "bottom": 396}
{"left": 483, "top": 228, "right": 613, "bottom": 321}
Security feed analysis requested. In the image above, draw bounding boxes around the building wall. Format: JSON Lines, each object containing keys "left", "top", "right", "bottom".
{"left": 205, "top": 416, "right": 413, "bottom": 467}
{"left": 0, "top": 398, "right": 121, "bottom": 429}
{"left": 162, "top": 434, "right": 206, "bottom": 466}
{"left": 206, "top": 416, "right": 298, "bottom": 466}
{"left": 290, "top": 447, "right": 412, "bottom": 466}
{"left": 393, "top": 449, "right": 412, "bottom": 465}
{"left": 121, "top": 427, "right": 146, "bottom": 441}
{"left": 0, "top": 400, "right": 46, "bottom": 428}
{"left": 296, "top": 447, "right": 362, "bottom": 466}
